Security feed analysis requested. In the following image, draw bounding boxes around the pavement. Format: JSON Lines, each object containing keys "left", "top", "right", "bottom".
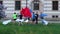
{"left": 0, "top": 19, "right": 60, "bottom": 23}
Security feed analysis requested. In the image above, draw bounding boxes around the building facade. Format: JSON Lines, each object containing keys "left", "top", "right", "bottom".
{"left": 0, "top": 0, "right": 60, "bottom": 20}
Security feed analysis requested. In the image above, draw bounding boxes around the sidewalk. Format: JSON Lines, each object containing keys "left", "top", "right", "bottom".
{"left": 38, "top": 21, "right": 60, "bottom": 23}
{"left": 0, "top": 19, "right": 60, "bottom": 23}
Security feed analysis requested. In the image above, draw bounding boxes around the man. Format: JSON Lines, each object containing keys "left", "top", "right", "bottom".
{"left": 19, "top": 13, "right": 23, "bottom": 25}
{"left": 13, "top": 12, "right": 17, "bottom": 24}
{"left": 35, "top": 12, "right": 39, "bottom": 24}
{"left": 32, "top": 12, "right": 35, "bottom": 24}
{"left": 19, "top": 14, "right": 23, "bottom": 19}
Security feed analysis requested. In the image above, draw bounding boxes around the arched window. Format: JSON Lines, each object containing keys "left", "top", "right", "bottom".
{"left": 33, "top": 0, "right": 40, "bottom": 10}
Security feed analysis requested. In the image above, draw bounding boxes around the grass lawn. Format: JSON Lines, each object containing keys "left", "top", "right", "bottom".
{"left": 0, "top": 22, "right": 60, "bottom": 34}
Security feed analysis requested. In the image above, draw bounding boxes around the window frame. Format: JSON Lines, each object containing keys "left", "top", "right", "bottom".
{"left": 33, "top": 3, "right": 39, "bottom": 10}
{"left": 33, "top": 0, "right": 40, "bottom": 10}
{"left": 15, "top": 1, "right": 21, "bottom": 10}
{"left": 52, "top": 1, "right": 58, "bottom": 10}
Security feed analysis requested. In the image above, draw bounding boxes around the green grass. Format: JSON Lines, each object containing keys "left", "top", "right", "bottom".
{"left": 0, "top": 22, "right": 60, "bottom": 34}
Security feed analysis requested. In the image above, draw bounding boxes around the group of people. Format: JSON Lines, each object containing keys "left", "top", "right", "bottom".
{"left": 31, "top": 12, "right": 48, "bottom": 25}
{"left": 0, "top": 3, "right": 48, "bottom": 25}
{"left": 12, "top": 11, "right": 48, "bottom": 25}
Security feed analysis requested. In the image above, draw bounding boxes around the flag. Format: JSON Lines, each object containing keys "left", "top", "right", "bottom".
{"left": 20, "top": 7, "right": 32, "bottom": 18}
{"left": 2, "top": 20, "right": 11, "bottom": 25}
{"left": 24, "top": 19, "right": 29, "bottom": 22}
{"left": 42, "top": 19, "right": 48, "bottom": 25}
{"left": 24, "top": 7, "right": 31, "bottom": 17}
{"left": 40, "top": 13, "right": 47, "bottom": 17}
{"left": 16, "top": 19, "right": 24, "bottom": 22}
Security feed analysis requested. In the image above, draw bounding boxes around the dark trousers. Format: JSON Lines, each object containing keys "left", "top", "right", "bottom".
{"left": 35, "top": 18, "right": 38, "bottom": 24}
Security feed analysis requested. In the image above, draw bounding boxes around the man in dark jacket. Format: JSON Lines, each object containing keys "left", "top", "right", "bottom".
{"left": 35, "top": 12, "right": 39, "bottom": 24}
{"left": 19, "top": 14, "right": 23, "bottom": 19}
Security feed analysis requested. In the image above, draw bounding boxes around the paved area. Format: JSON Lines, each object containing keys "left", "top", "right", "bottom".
{"left": 0, "top": 19, "right": 60, "bottom": 23}
{"left": 39, "top": 21, "right": 60, "bottom": 23}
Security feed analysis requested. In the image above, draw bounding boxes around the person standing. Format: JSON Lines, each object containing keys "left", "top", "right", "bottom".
{"left": 13, "top": 12, "right": 17, "bottom": 23}
{"left": 32, "top": 12, "right": 35, "bottom": 24}
{"left": 18, "top": 14, "right": 23, "bottom": 25}
{"left": 35, "top": 12, "right": 39, "bottom": 24}
{"left": 19, "top": 14, "right": 23, "bottom": 20}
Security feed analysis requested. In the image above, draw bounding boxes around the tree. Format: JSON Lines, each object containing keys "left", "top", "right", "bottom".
{"left": 0, "top": 4, "right": 6, "bottom": 19}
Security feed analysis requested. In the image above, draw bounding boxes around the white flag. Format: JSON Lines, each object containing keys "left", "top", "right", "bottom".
{"left": 16, "top": 19, "right": 24, "bottom": 22}
{"left": 24, "top": 19, "right": 29, "bottom": 23}
{"left": 42, "top": 20, "right": 48, "bottom": 25}
{"left": 3, "top": 20, "right": 11, "bottom": 25}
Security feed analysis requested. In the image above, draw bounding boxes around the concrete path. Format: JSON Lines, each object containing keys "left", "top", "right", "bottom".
{"left": 0, "top": 19, "right": 60, "bottom": 23}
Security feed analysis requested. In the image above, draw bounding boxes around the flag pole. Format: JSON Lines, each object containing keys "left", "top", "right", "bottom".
{"left": 26, "top": 0, "right": 27, "bottom": 7}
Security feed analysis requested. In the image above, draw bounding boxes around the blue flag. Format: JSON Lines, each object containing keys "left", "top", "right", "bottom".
{"left": 40, "top": 13, "right": 47, "bottom": 17}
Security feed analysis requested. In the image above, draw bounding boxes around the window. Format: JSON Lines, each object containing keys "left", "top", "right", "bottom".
{"left": 0, "top": 1, "right": 3, "bottom": 4}
{"left": 33, "top": 0, "right": 39, "bottom": 10}
{"left": 52, "top": 15, "right": 58, "bottom": 18}
{"left": 52, "top": 1, "right": 58, "bottom": 10}
{"left": 33, "top": 3, "right": 39, "bottom": 10}
{"left": 15, "top": 1, "right": 21, "bottom": 10}
{"left": 52, "top": 15, "right": 55, "bottom": 18}
{"left": 56, "top": 15, "right": 58, "bottom": 18}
